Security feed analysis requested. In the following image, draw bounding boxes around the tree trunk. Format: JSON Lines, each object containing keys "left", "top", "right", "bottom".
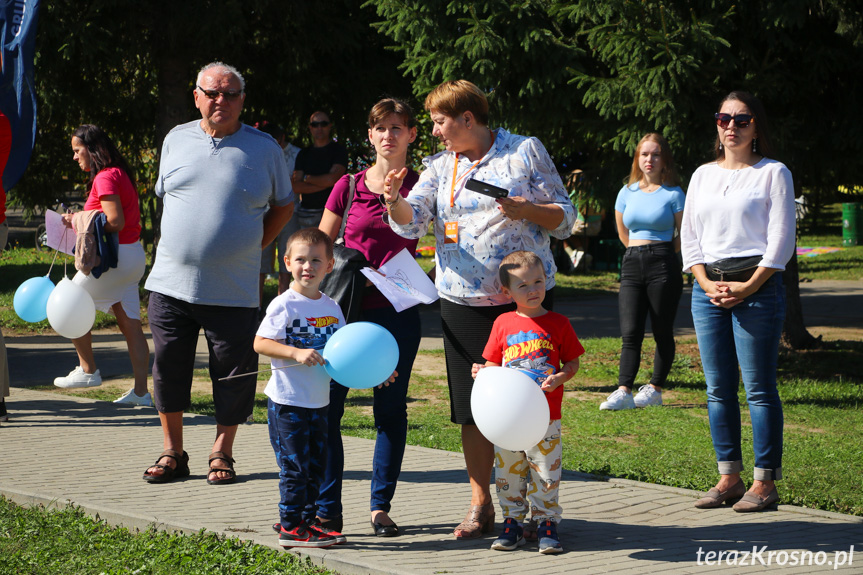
{"left": 149, "top": 55, "right": 192, "bottom": 253}
{"left": 782, "top": 246, "right": 820, "bottom": 349}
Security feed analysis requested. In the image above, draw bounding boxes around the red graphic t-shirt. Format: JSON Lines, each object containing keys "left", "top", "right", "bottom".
{"left": 482, "top": 311, "right": 585, "bottom": 419}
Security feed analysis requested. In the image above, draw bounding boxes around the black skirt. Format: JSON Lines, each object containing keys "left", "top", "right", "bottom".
{"left": 440, "top": 289, "right": 554, "bottom": 424}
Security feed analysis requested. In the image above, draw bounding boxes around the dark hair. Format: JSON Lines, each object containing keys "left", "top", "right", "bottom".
{"left": 499, "top": 250, "right": 545, "bottom": 288}
{"left": 424, "top": 80, "right": 489, "bottom": 126}
{"left": 72, "top": 124, "right": 136, "bottom": 191}
{"left": 368, "top": 98, "right": 416, "bottom": 129}
{"left": 714, "top": 91, "right": 775, "bottom": 160}
{"left": 256, "top": 120, "right": 285, "bottom": 141}
{"left": 628, "top": 133, "right": 681, "bottom": 187}
{"left": 286, "top": 227, "right": 334, "bottom": 260}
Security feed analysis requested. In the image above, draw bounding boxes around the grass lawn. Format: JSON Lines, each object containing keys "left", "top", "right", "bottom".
{"left": 797, "top": 202, "right": 863, "bottom": 280}
{"left": 0, "top": 497, "right": 334, "bottom": 575}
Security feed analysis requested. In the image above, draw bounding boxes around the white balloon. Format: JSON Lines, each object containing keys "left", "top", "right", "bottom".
{"left": 470, "top": 366, "right": 551, "bottom": 452}
{"left": 46, "top": 277, "right": 96, "bottom": 339}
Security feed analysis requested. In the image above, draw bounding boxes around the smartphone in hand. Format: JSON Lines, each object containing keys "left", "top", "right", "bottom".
{"left": 464, "top": 178, "right": 509, "bottom": 199}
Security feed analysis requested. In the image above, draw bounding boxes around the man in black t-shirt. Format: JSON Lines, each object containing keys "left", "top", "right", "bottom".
{"left": 292, "top": 110, "right": 348, "bottom": 229}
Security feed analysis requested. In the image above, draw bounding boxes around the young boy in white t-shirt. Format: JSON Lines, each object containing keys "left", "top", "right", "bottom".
{"left": 254, "top": 227, "right": 346, "bottom": 549}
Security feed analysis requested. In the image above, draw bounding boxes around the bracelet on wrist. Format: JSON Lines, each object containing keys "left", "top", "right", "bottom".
{"left": 385, "top": 195, "right": 401, "bottom": 207}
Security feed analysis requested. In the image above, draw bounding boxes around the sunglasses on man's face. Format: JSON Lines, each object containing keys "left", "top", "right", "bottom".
{"left": 196, "top": 85, "right": 243, "bottom": 101}
{"left": 715, "top": 113, "right": 754, "bottom": 129}
{"left": 309, "top": 121, "right": 331, "bottom": 128}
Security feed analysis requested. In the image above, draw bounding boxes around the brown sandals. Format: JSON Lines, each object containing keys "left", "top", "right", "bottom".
{"left": 142, "top": 449, "right": 190, "bottom": 484}
{"left": 453, "top": 502, "right": 495, "bottom": 539}
{"left": 207, "top": 451, "right": 237, "bottom": 485}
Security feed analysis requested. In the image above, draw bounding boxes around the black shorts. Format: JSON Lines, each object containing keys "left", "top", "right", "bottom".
{"left": 440, "top": 289, "right": 555, "bottom": 425}
{"left": 148, "top": 292, "right": 259, "bottom": 426}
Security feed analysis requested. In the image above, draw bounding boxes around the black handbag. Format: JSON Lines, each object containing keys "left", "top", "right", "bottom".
{"left": 705, "top": 255, "right": 762, "bottom": 282}
{"left": 319, "top": 175, "right": 368, "bottom": 323}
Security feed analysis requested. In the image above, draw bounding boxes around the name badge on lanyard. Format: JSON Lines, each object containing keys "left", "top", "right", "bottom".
{"left": 444, "top": 220, "right": 459, "bottom": 251}
{"left": 444, "top": 153, "right": 481, "bottom": 252}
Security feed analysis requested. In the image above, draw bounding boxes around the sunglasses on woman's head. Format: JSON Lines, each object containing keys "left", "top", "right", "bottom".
{"left": 715, "top": 113, "right": 754, "bottom": 129}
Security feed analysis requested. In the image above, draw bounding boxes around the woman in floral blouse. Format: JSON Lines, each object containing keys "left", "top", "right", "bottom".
{"left": 385, "top": 80, "right": 575, "bottom": 540}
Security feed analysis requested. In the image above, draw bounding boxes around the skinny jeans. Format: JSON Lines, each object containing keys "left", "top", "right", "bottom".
{"left": 617, "top": 243, "right": 682, "bottom": 389}
{"left": 691, "top": 274, "right": 785, "bottom": 480}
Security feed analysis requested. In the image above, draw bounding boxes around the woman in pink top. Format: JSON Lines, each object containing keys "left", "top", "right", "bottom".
{"left": 53, "top": 125, "right": 151, "bottom": 407}
{"left": 315, "top": 98, "right": 421, "bottom": 537}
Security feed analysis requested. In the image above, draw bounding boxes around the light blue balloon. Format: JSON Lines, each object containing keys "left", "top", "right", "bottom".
{"left": 323, "top": 322, "right": 399, "bottom": 389}
{"left": 13, "top": 275, "right": 55, "bottom": 323}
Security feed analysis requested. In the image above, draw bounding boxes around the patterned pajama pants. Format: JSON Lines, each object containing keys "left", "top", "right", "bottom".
{"left": 494, "top": 420, "right": 563, "bottom": 524}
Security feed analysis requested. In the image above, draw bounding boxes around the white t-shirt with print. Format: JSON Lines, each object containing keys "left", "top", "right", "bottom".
{"left": 256, "top": 288, "right": 345, "bottom": 408}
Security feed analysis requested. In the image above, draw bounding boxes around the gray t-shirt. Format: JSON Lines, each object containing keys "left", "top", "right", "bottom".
{"left": 145, "top": 120, "right": 294, "bottom": 307}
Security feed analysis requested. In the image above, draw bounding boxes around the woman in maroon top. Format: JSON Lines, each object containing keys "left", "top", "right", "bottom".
{"left": 315, "top": 98, "right": 421, "bottom": 537}
{"left": 53, "top": 125, "right": 151, "bottom": 407}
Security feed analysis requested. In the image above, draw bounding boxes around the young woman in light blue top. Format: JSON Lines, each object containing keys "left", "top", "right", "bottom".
{"left": 600, "top": 133, "right": 685, "bottom": 411}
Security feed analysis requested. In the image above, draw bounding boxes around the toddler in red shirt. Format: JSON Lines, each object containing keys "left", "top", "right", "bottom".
{"left": 472, "top": 250, "right": 584, "bottom": 555}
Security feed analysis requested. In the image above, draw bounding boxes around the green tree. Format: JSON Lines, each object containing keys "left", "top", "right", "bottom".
{"left": 370, "top": 0, "right": 863, "bottom": 200}
{"left": 369, "top": 0, "right": 863, "bottom": 348}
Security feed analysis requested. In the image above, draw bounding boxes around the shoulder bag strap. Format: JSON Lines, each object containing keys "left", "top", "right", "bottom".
{"left": 336, "top": 174, "right": 356, "bottom": 242}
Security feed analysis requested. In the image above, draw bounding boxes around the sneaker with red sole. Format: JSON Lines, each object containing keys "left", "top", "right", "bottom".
{"left": 308, "top": 517, "right": 347, "bottom": 544}
{"left": 276, "top": 522, "right": 339, "bottom": 548}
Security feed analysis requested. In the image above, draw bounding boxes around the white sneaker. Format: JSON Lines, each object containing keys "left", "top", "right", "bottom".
{"left": 113, "top": 389, "right": 153, "bottom": 407}
{"left": 634, "top": 385, "right": 663, "bottom": 408}
{"left": 54, "top": 367, "right": 102, "bottom": 389}
{"left": 571, "top": 250, "right": 585, "bottom": 271}
{"left": 599, "top": 388, "right": 636, "bottom": 411}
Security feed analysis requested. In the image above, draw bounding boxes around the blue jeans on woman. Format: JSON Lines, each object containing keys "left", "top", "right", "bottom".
{"left": 618, "top": 243, "right": 683, "bottom": 388}
{"left": 691, "top": 274, "right": 785, "bottom": 481}
{"left": 317, "top": 304, "right": 422, "bottom": 519}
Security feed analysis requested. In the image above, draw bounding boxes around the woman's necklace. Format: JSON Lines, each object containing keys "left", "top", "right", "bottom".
{"left": 641, "top": 181, "right": 661, "bottom": 193}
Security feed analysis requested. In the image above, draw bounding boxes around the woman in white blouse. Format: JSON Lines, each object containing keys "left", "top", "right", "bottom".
{"left": 384, "top": 80, "right": 576, "bottom": 539}
{"left": 681, "top": 91, "right": 795, "bottom": 513}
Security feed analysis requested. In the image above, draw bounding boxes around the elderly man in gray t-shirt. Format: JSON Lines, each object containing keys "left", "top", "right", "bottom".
{"left": 143, "top": 62, "right": 294, "bottom": 485}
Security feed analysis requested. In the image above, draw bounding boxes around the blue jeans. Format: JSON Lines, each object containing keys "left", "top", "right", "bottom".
{"left": 316, "top": 305, "right": 422, "bottom": 518}
{"left": 618, "top": 243, "right": 682, "bottom": 389}
{"left": 268, "top": 399, "right": 329, "bottom": 530}
{"left": 691, "top": 274, "right": 785, "bottom": 480}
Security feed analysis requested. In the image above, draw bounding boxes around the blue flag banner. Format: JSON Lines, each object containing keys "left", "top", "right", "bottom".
{"left": 0, "top": 0, "right": 39, "bottom": 192}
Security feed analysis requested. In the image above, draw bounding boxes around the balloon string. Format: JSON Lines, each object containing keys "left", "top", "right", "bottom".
{"left": 217, "top": 361, "right": 308, "bottom": 382}
{"left": 46, "top": 224, "right": 71, "bottom": 278}
{"left": 62, "top": 225, "right": 68, "bottom": 278}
